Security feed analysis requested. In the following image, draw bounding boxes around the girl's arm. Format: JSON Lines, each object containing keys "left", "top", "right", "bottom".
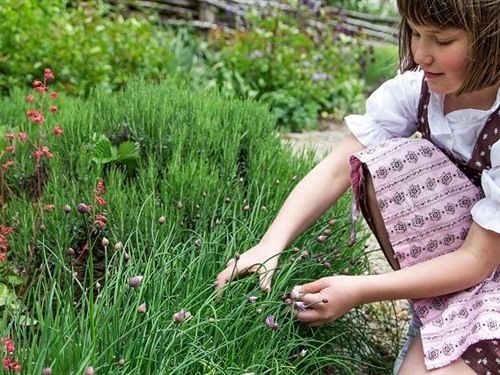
{"left": 296, "top": 222, "right": 500, "bottom": 325}
{"left": 214, "top": 133, "right": 365, "bottom": 291}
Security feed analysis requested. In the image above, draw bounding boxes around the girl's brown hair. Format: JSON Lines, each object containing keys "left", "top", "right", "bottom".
{"left": 397, "top": 0, "right": 500, "bottom": 94}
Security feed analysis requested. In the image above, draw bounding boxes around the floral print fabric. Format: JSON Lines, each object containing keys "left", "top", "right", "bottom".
{"left": 350, "top": 138, "right": 500, "bottom": 370}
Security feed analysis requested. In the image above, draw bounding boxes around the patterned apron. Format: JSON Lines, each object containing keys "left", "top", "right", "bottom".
{"left": 349, "top": 79, "right": 500, "bottom": 371}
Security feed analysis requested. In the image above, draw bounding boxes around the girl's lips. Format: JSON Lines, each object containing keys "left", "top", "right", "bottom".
{"left": 424, "top": 71, "right": 444, "bottom": 79}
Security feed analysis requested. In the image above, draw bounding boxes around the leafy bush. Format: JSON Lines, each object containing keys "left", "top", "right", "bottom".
{"left": 361, "top": 43, "right": 399, "bottom": 93}
{"left": 204, "top": 4, "right": 368, "bottom": 131}
{"left": 0, "top": 1, "right": 208, "bottom": 96}
{"left": 0, "top": 76, "right": 392, "bottom": 373}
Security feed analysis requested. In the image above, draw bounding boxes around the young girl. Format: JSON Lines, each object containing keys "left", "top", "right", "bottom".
{"left": 215, "top": 0, "right": 500, "bottom": 373}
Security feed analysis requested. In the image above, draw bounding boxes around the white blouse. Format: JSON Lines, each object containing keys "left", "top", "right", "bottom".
{"left": 345, "top": 70, "right": 500, "bottom": 234}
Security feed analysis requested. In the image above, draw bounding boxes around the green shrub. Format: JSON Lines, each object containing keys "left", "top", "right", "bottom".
{"left": 205, "top": 5, "right": 368, "bottom": 131}
{"left": 0, "top": 1, "right": 207, "bottom": 96}
{"left": 362, "top": 43, "right": 399, "bottom": 93}
{"left": 0, "top": 77, "right": 392, "bottom": 373}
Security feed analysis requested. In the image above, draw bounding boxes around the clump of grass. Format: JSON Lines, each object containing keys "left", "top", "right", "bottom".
{"left": 0, "top": 79, "right": 392, "bottom": 373}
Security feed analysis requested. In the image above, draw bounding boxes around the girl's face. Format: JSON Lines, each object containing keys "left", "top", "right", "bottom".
{"left": 409, "top": 23, "right": 470, "bottom": 95}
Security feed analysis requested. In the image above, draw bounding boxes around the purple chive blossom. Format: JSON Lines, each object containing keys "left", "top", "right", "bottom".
{"left": 294, "top": 301, "right": 307, "bottom": 311}
{"left": 247, "top": 295, "right": 258, "bottom": 303}
{"left": 265, "top": 315, "right": 278, "bottom": 330}
{"left": 128, "top": 275, "right": 143, "bottom": 288}
{"left": 77, "top": 203, "right": 90, "bottom": 214}
{"left": 173, "top": 309, "right": 192, "bottom": 323}
{"left": 290, "top": 286, "right": 302, "bottom": 300}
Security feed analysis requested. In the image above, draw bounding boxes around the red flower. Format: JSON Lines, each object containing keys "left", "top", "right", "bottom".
{"left": 25, "top": 95, "right": 34, "bottom": 103}
{"left": 32, "top": 80, "right": 43, "bottom": 88}
{"left": 5, "top": 133, "right": 14, "bottom": 141}
{"left": 43, "top": 204, "right": 55, "bottom": 212}
{"left": 33, "top": 149, "right": 43, "bottom": 159}
{"left": 5, "top": 146, "right": 15, "bottom": 154}
{"left": 26, "top": 109, "right": 45, "bottom": 124}
{"left": 2, "top": 160, "right": 14, "bottom": 170}
{"left": 35, "top": 85, "right": 47, "bottom": 93}
{"left": 95, "top": 196, "right": 107, "bottom": 207}
{"left": 49, "top": 105, "right": 57, "bottom": 113}
{"left": 17, "top": 133, "right": 27, "bottom": 142}
{"left": 50, "top": 92, "right": 58, "bottom": 100}
{"left": 53, "top": 127, "right": 63, "bottom": 136}
{"left": 44, "top": 68, "right": 55, "bottom": 80}
{"left": 95, "top": 179, "right": 106, "bottom": 195}
{"left": 0, "top": 254, "right": 6, "bottom": 261}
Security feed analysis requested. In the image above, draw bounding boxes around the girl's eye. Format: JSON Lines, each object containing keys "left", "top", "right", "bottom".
{"left": 436, "top": 39, "right": 453, "bottom": 46}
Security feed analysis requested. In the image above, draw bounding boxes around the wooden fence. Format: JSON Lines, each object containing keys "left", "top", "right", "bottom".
{"left": 110, "top": 0, "right": 399, "bottom": 43}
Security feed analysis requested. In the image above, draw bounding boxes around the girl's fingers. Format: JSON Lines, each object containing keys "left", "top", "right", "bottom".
{"left": 258, "top": 266, "right": 276, "bottom": 292}
{"left": 295, "top": 308, "right": 322, "bottom": 323}
{"left": 299, "top": 291, "right": 326, "bottom": 305}
{"left": 298, "top": 278, "right": 330, "bottom": 294}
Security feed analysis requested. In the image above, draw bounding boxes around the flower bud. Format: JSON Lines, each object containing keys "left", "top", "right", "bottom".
{"left": 63, "top": 204, "right": 72, "bottom": 213}
{"left": 114, "top": 241, "right": 123, "bottom": 251}
{"left": 101, "top": 237, "right": 109, "bottom": 247}
{"left": 294, "top": 301, "right": 307, "bottom": 311}
{"left": 118, "top": 358, "right": 125, "bottom": 366}
{"left": 247, "top": 296, "right": 258, "bottom": 303}
{"left": 84, "top": 366, "right": 95, "bottom": 375}
{"left": 194, "top": 239, "right": 201, "bottom": 247}
{"left": 173, "top": 309, "right": 191, "bottom": 323}
{"left": 137, "top": 303, "right": 147, "bottom": 314}
{"left": 128, "top": 275, "right": 143, "bottom": 288}
{"left": 123, "top": 252, "right": 130, "bottom": 261}
{"left": 41, "top": 368, "right": 53, "bottom": 375}
{"left": 316, "top": 235, "right": 327, "bottom": 243}
{"left": 77, "top": 203, "right": 90, "bottom": 214}
{"left": 158, "top": 215, "right": 166, "bottom": 224}
{"left": 264, "top": 315, "right": 278, "bottom": 330}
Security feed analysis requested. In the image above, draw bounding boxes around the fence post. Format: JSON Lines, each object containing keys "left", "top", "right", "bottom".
{"left": 199, "top": 0, "right": 216, "bottom": 23}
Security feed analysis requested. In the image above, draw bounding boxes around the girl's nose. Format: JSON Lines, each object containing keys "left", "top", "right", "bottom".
{"left": 413, "top": 43, "right": 433, "bottom": 67}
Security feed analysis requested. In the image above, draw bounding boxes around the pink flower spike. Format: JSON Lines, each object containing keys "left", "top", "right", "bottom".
{"left": 44, "top": 68, "right": 55, "bottom": 80}
{"left": 35, "top": 84, "right": 47, "bottom": 93}
{"left": 18, "top": 132, "right": 27, "bottom": 142}
{"left": 26, "top": 95, "right": 34, "bottom": 103}
{"left": 33, "top": 149, "right": 44, "bottom": 159}
{"left": 50, "top": 92, "right": 58, "bottom": 100}
{"left": 53, "top": 126, "right": 63, "bottom": 136}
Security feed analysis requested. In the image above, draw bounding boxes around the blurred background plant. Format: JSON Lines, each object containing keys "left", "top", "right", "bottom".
{"left": 203, "top": 3, "right": 370, "bottom": 131}
{"left": 0, "top": 0, "right": 399, "bottom": 131}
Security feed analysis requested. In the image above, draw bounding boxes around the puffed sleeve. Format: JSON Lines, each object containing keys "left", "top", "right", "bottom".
{"left": 471, "top": 140, "right": 500, "bottom": 234}
{"left": 344, "top": 70, "right": 422, "bottom": 147}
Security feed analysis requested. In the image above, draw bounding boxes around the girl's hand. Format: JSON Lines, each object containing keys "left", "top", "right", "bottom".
{"left": 214, "top": 243, "right": 281, "bottom": 294}
{"left": 294, "top": 276, "right": 364, "bottom": 327}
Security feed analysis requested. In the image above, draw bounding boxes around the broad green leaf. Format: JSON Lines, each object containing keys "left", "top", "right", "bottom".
{"left": 6, "top": 275, "right": 24, "bottom": 286}
{"left": 91, "top": 135, "right": 116, "bottom": 164}
{"left": 116, "top": 141, "right": 139, "bottom": 162}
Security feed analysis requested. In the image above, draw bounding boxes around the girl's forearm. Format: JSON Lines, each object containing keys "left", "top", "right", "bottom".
{"left": 358, "top": 246, "right": 493, "bottom": 304}
{"left": 358, "top": 223, "right": 500, "bottom": 303}
{"left": 260, "top": 133, "right": 365, "bottom": 251}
